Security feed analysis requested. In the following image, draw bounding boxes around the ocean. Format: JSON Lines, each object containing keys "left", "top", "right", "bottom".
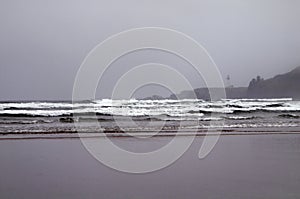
{"left": 0, "top": 98, "right": 300, "bottom": 138}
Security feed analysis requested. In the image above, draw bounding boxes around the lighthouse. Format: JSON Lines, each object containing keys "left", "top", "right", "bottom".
{"left": 226, "top": 75, "right": 233, "bottom": 88}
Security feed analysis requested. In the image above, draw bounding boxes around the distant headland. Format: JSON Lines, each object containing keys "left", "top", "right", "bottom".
{"left": 143, "top": 66, "right": 300, "bottom": 100}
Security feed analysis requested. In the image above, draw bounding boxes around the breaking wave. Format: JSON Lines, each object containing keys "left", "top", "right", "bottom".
{"left": 0, "top": 98, "right": 300, "bottom": 135}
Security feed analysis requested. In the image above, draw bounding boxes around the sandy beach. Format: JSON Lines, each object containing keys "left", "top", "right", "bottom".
{"left": 1, "top": 133, "right": 300, "bottom": 199}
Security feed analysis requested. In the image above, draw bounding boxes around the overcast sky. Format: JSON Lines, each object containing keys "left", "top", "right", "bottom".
{"left": 1, "top": 0, "right": 300, "bottom": 100}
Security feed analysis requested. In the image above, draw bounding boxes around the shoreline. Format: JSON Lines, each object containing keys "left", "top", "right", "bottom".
{"left": 1, "top": 129, "right": 300, "bottom": 140}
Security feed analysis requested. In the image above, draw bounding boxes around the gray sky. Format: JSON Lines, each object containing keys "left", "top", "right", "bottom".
{"left": 1, "top": 0, "right": 300, "bottom": 100}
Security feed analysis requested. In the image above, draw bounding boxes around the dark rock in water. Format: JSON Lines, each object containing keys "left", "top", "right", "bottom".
{"left": 59, "top": 117, "right": 75, "bottom": 123}
{"left": 103, "top": 126, "right": 125, "bottom": 133}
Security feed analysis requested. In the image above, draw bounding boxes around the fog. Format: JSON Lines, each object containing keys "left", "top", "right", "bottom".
{"left": 1, "top": 0, "right": 300, "bottom": 100}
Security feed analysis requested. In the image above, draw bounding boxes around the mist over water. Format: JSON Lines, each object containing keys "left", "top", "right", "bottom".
{"left": 1, "top": 0, "right": 300, "bottom": 100}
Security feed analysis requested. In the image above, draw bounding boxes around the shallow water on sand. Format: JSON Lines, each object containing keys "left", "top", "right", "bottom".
{"left": 0, "top": 134, "right": 300, "bottom": 199}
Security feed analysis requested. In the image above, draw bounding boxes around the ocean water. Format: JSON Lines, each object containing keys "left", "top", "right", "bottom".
{"left": 0, "top": 98, "right": 300, "bottom": 136}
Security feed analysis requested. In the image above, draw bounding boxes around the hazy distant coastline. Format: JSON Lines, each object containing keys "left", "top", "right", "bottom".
{"left": 144, "top": 66, "right": 300, "bottom": 100}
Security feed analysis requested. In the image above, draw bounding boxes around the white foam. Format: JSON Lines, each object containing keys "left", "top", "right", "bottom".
{"left": 0, "top": 99, "right": 300, "bottom": 117}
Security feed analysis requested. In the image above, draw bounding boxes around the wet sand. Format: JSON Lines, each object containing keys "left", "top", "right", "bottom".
{"left": 0, "top": 134, "right": 300, "bottom": 199}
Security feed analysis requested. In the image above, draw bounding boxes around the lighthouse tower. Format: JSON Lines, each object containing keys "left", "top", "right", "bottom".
{"left": 226, "top": 75, "right": 233, "bottom": 88}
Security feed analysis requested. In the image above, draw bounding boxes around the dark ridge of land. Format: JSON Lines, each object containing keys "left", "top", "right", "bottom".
{"left": 248, "top": 66, "right": 300, "bottom": 99}
{"left": 169, "top": 87, "right": 248, "bottom": 100}
{"left": 144, "top": 66, "right": 300, "bottom": 100}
